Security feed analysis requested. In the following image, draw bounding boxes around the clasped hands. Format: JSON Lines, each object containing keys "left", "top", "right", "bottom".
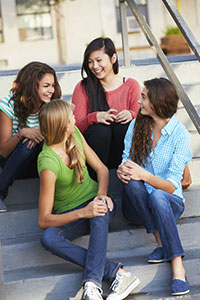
{"left": 117, "top": 160, "right": 146, "bottom": 184}
{"left": 83, "top": 195, "right": 113, "bottom": 218}
{"left": 20, "top": 127, "right": 44, "bottom": 149}
{"left": 97, "top": 109, "right": 132, "bottom": 125}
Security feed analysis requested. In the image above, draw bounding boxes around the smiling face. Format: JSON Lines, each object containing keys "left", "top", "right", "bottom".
{"left": 38, "top": 73, "right": 55, "bottom": 104}
{"left": 138, "top": 87, "right": 155, "bottom": 117}
{"left": 87, "top": 48, "right": 116, "bottom": 80}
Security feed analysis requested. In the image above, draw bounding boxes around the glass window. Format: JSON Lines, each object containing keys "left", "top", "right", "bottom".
{"left": 16, "top": 0, "right": 53, "bottom": 41}
{"left": 116, "top": 0, "right": 148, "bottom": 33}
{"left": 0, "top": 0, "right": 4, "bottom": 43}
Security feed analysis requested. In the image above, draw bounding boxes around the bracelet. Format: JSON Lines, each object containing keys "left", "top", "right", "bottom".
{"left": 16, "top": 130, "right": 22, "bottom": 139}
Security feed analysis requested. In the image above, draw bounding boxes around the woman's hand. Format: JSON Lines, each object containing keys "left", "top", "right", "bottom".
{"left": 117, "top": 160, "right": 147, "bottom": 183}
{"left": 95, "top": 195, "right": 114, "bottom": 211}
{"left": 117, "top": 163, "right": 132, "bottom": 183}
{"left": 125, "top": 160, "right": 147, "bottom": 180}
{"left": 21, "top": 127, "right": 44, "bottom": 144}
{"left": 115, "top": 110, "right": 132, "bottom": 124}
{"left": 82, "top": 199, "right": 108, "bottom": 218}
{"left": 96, "top": 109, "right": 117, "bottom": 125}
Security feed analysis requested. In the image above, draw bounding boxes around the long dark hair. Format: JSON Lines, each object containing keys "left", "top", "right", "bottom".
{"left": 81, "top": 37, "right": 119, "bottom": 112}
{"left": 130, "top": 78, "right": 179, "bottom": 166}
{"left": 10, "top": 61, "right": 61, "bottom": 128}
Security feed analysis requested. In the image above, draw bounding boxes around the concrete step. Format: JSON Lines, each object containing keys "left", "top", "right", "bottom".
{"left": 2, "top": 214, "right": 200, "bottom": 300}
{"left": 2, "top": 218, "right": 200, "bottom": 272}
{"left": 4, "top": 251, "right": 200, "bottom": 300}
{"left": 176, "top": 106, "right": 200, "bottom": 133}
{"left": 3, "top": 155, "right": 200, "bottom": 205}
{"left": 1, "top": 180, "right": 200, "bottom": 240}
{"left": 1, "top": 61, "right": 200, "bottom": 104}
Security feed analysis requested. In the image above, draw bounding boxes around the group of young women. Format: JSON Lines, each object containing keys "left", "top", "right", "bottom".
{"left": 0, "top": 37, "right": 192, "bottom": 299}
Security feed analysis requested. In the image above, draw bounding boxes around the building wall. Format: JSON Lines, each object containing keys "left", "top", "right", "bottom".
{"left": 0, "top": 0, "right": 199, "bottom": 70}
{"left": 0, "top": 0, "right": 59, "bottom": 69}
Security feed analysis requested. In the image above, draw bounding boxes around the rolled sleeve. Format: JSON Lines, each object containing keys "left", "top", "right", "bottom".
{"left": 166, "top": 131, "right": 192, "bottom": 188}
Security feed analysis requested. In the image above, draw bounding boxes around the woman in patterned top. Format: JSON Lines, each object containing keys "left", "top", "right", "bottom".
{"left": 0, "top": 61, "right": 61, "bottom": 212}
{"left": 117, "top": 78, "right": 192, "bottom": 296}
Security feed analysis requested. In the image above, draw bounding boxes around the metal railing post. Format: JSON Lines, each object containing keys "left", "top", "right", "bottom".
{"left": 125, "top": 0, "right": 200, "bottom": 134}
{"left": 119, "top": 0, "right": 131, "bottom": 66}
{"left": 0, "top": 240, "right": 6, "bottom": 300}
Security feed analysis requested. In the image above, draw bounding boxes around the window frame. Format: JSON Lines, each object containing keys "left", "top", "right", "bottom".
{"left": 15, "top": 0, "right": 53, "bottom": 42}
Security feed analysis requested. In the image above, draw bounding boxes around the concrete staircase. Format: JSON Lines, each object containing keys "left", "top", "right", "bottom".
{"left": 0, "top": 57, "right": 200, "bottom": 300}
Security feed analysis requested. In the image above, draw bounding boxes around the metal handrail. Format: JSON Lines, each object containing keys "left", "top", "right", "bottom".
{"left": 162, "top": 0, "right": 200, "bottom": 61}
{"left": 119, "top": 0, "right": 200, "bottom": 134}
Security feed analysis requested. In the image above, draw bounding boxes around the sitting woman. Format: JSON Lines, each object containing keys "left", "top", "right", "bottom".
{"left": 37, "top": 100, "right": 140, "bottom": 300}
{"left": 117, "top": 78, "right": 192, "bottom": 296}
{"left": 72, "top": 37, "right": 140, "bottom": 180}
{"left": 0, "top": 61, "right": 61, "bottom": 212}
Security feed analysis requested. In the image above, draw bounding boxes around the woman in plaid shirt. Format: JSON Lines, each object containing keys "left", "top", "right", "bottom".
{"left": 117, "top": 78, "right": 192, "bottom": 296}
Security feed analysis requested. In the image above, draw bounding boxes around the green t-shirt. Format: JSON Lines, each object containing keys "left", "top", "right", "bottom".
{"left": 37, "top": 126, "right": 98, "bottom": 214}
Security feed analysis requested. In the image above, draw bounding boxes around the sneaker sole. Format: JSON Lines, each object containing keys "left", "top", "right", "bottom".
{"left": 0, "top": 209, "right": 7, "bottom": 213}
{"left": 147, "top": 259, "right": 165, "bottom": 263}
{"left": 171, "top": 289, "right": 190, "bottom": 296}
{"left": 107, "top": 277, "right": 140, "bottom": 300}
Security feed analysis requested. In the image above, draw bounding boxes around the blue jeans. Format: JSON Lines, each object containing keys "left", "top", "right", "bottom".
{"left": 41, "top": 199, "right": 122, "bottom": 288}
{"left": 122, "top": 180, "right": 185, "bottom": 260}
{"left": 0, "top": 139, "right": 43, "bottom": 199}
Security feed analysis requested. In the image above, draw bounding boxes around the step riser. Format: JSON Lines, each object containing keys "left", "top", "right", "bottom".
{"left": 1, "top": 62, "right": 200, "bottom": 98}
{"left": 4, "top": 259, "right": 200, "bottom": 300}
{"left": 1, "top": 184, "right": 200, "bottom": 240}
{"left": 3, "top": 157, "right": 200, "bottom": 204}
{"left": 2, "top": 221, "right": 200, "bottom": 271}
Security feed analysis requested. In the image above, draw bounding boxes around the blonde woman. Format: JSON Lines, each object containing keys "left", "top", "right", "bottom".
{"left": 37, "top": 100, "right": 140, "bottom": 300}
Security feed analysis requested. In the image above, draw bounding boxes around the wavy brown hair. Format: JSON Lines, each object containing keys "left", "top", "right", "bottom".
{"left": 130, "top": 78, "right": 179, "bottom": 166}
{"left": 10, "top": 61, "right": 61, "bottom": 128}
{"left": 81, "top": 37, "right": 119, "bottom": 112}
{"left": 39, "top": 100, "right": 85, "bottom": 184}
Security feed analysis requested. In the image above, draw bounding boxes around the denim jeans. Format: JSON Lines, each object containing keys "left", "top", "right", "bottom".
{"left": 122, "top": 180, "right": 185, "bottom": 260}
{"left": 0, "top": 139, "right": 43, "bottom": 199}
{"left": 41, "top": 199, "right": 122, "bottom": 288}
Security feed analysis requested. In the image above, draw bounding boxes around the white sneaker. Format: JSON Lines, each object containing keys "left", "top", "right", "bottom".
{"left": 0, "top": 198, "right": 7, "bottom": 212}
{"left": 82, "top": 282, "right": 103, "bottom": 300}
{"left": 106, "top": 271, "right": 140, "bottom": 300}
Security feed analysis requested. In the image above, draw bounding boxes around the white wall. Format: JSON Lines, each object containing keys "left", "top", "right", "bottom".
{"left": 0, "top": 0, "right": 59, "bottom": 69}
{"left": 0, "top": 0, "right": 199, "bottom": 70}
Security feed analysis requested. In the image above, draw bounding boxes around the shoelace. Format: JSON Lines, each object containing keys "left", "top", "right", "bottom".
{"left": 83, "top": 284, "right": 102, "bottom": 299}
{"left": 110, "top": 272, "right": 122, "bottom": 292}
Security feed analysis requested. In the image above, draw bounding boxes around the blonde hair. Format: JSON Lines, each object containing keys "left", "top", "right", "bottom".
{"left": 39, "top": 99, "right": 85, "bottom": 184}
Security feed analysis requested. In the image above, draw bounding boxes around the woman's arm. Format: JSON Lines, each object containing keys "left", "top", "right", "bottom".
{"left": 72, "top": 82, "right": 92, "bottom": 133}
{"left": 0, "top": 111, "right": 21, "bottom": 157}
{"left": 115, "top": 79, "right": 140, "bottom": 123}
{"left": 38, "top": 169, "right": 108, "bottom": 229}
{"left": 72, "top": 82, "right": 116, "bottom": 131}
{"left": 0, "top": 110, "right": 44, "bottom": 156}
{"left": 118, "top": 160, "right": 175, "bottom": 194}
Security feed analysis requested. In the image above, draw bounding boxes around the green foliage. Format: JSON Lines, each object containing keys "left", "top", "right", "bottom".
{"left": 165, "top": 26, "right": 181, "bottom": 36}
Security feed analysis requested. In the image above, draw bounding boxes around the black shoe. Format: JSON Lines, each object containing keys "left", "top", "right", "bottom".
{"left": 0, "top": 198, "right": 7, "bottom": 212}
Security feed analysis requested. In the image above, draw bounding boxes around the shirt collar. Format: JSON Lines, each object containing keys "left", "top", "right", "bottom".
{"left": 161, "top": 114, "right": 177, "bottom": 135}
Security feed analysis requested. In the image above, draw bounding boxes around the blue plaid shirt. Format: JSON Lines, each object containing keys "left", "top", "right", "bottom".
{"left": 122, "top": 115, "right": 192, "bottom": 201}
